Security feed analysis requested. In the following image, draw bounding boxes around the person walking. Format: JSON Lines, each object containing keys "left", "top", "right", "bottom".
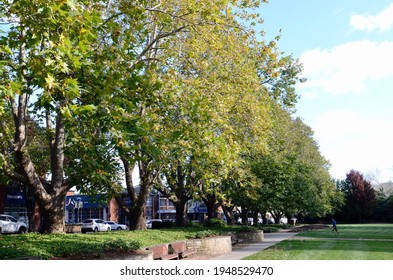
{"left": 332, "top": 218, "right": 339, "bottom": 235}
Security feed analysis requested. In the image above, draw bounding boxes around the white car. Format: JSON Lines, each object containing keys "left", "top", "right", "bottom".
{"left": 81, "top": 219, "right": 111, "bottom": 233}
{"left": 0, "top": 214, "right": 28, "bottom": 234}
{"left": 105, "top": 221, "right": 128, "bottom": 230}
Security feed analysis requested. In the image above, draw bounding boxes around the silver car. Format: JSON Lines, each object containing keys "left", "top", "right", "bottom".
{"left": 0, "top": 214, "right": 28, "bottom": 234}
{"left": 81, "top": 219, "right": 111, "bottom": 233}
{"left": 105, "top": 221, "right": 128, "bottom": 230}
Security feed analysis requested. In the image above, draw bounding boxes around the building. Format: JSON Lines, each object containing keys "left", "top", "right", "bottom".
{"left": 1, "top": 182, "right": 215, "bottom": 228}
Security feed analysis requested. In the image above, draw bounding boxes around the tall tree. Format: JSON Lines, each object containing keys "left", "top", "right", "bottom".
{"left": 110, "top": 0, "right": 276, "bottom": 229}
{"left": 0, "top": 1, "right": 114, "bottom": 233}
{"left": 250, "top": 105, "right": 341, "bottom": 221}
{"left": 339, "top": 170, "right": 376, "bottom": 223}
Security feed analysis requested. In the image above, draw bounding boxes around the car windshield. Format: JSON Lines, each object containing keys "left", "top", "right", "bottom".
{"left": 83, "top": 219, "right": 92, "bottom": 223}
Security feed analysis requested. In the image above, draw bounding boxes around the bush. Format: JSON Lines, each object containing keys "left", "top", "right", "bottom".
{"left": 259, "top": 226, "right": 279, "bottom": 233}
{"left": 237, "top": 225, "right": 258, "bottom": 232}
{"left": 194, "top": 230, "right": 220, "bottom": 239}
{"left": 203, "top": 218, "right": 226, "bottom": 228}
{"left": 259, "top": 224, "right": 290, "bottom": 230}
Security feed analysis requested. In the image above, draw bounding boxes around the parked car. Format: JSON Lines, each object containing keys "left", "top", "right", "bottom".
{"left": 145, "top": 219, "right": 162, "bottom": 229}
{"left": 81, "top": 219, "right": 111, "bottom": 233}
{"left": 0, "top": 214, "right": 28, "bottom": 234}
{"left": 105, "top": 221, "right": 128, "bottom": 230}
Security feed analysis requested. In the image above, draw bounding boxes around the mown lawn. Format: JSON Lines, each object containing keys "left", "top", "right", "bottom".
{"left": 297, "top": 223, "right": 393, "bottom": 240}
{"left": 245, "top": 224, "right": 393, "bottom": 260}
{"left": 0, "top": 225, "right": 253, "bottom": 260}
{"left": 0, "top": 227, "right": 213, "bottom": 260}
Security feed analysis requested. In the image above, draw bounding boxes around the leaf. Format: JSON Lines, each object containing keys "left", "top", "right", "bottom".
{"left": 45, "top": 74, "right": 56, "bottom": 90}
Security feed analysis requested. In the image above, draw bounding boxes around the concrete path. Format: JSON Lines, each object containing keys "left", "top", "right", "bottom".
{"left": 209, "top": 231, "right": 297, "bottom": 260}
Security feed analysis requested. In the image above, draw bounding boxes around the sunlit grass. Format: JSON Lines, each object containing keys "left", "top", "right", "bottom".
{"left": 245, "top": 224, "right": 393, "bottom": 260}
{"left": 297, "top": 224, "right": 393, "bottom": 239}
{"left": 0, "top": 226, "right": 222, "bottom": 260}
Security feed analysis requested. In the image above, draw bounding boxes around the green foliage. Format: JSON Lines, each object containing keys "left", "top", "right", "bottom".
{"left": 203, "top": 218, "right": 227, "bottom": 228}
{"left": 258, "top": 226, "right": 279, "bottom": 233}
{"left": 373, "top": 190, "right": 393, "bottom": 222}
{"left": 0, "top": 233, "right": 140, "bottom": 260}
{"left": 247, "top": 105, "right": 341, "bottom": 219}
{"left": 336, "top": 170, "right": 376, "bottom": 222}
{"left": 236, "top": 225, "right": 259, "bottom": 232}
{"left": 0, "top": 0, "right": 330, "bottom": 234}
{"left": 194, "top": 230, "right": 220, "bottom": 239}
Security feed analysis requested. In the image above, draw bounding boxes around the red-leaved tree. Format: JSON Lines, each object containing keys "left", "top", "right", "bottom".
{"left": 342, "top": 170, "right": 376, "bottom": 223}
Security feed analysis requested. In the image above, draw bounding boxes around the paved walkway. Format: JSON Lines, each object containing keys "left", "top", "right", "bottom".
{"left": 207, "top": 231, "right": 297, "bottom": 260}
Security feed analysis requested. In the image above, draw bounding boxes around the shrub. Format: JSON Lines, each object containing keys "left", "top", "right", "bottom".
{"left": 237, "top": 225, "right": 258, "bottom": 232}
{"left": 259, "top": 226, "right": 279, "bottom": 233}
{"left": 194, "top": 230, "right": 219, "bottom": 239}
{"left": 259, "top": 224, "right": 290, "bottom": 229}
{"left": 203, "top": 218, "right": 226, "bottom": 228}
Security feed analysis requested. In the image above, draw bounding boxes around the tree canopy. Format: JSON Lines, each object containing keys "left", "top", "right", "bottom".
{"left": 0, "top": 0, "right": 338, "bottom": 232}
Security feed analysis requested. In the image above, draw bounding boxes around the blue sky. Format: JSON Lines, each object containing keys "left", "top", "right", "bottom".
{"left": 258, "top": 1, "right": 393, "bottom": 183}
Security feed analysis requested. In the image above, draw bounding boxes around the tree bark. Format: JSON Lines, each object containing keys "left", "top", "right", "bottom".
{"left": 221, "top": 203, "right": 234, "bottom": 225}
{"left": 174, "top": 201, "right": 188, "bottom": 227}
{"left": 116, "top": 156, "right": 156, "bottom": 230}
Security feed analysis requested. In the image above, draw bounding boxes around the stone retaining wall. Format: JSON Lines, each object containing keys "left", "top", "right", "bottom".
{"left": 237, "top": 230, "right": 264, "bottom": 243}
{"left": 186, "top": 235, "right": 232, "bottom": 256}
{"left": 124, "top": 230, "right": 264, "bottom": 260}
{"left": 65, "top": 224, "right": 81, "bottom": 233}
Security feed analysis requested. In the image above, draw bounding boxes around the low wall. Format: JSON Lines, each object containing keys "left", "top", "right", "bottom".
{"left": 186, "top": 235, "right": 232, "bottom": 256}
{"left": 65, "top": 224, "right": 81, "bottom": 233}
{"left": 125, "top": 231, "right": 263, "bottom": 260}
{"left": 237, "top": 230, "right": 264, "bottom": 243}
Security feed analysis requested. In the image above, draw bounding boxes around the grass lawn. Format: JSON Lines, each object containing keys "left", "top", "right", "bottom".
{"left": 0, "top": 227, "right": 210, "bottom": 260}
{"left": 245, "top": 224, "right": 393, "bottom": 260}
{"left": 297, "top": 223, "right": 393, "bottom": 240}
{"left": 0, "top": 225, "right": 249, "bottom": 260}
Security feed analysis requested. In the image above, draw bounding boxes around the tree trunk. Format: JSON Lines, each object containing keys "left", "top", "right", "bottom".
{"left": 117, "top": 156, "right": 155, "bottom": 230}
{"left": 14, "top": 138, "right": 69, "bottom": 233}
{"left": 222, "top": 204, "right": 234, "bottom": 225}
{"left": 241, "top": 207, "right": 248, "bottom": 224}
{"left": 126, "top": 183, "right": 151, "bottom": 230}
{"left": 252, "top": 210, "right": 259, "bottom": 225}
{"left": 174, "top": 201, "right": 188, "bottom": 227}
{"left": 127, "top": 204, "right": 147, "bottom": 230}
{"left": 203, "top": 195, "right": 220, "bottom": 220}
{"left": 39, "top": 195, "right": 66, "bottom": 233}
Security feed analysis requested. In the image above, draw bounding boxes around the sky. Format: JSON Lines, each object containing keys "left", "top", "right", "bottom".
{"left": 258, "top": 0, "right": 393, "bottom": 183}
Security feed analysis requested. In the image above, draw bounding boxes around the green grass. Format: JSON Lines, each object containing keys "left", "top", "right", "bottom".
{"left": 0, "top": 226, "right": 229, "bottom": 260}
{"left": 245, "top": 224, "right": 393, "bottom": 260}
{"left": 297, "top": 224, "right": 393, "bottom": 239}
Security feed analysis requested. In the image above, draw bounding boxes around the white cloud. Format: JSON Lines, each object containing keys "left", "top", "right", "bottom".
{"left": 349, "top": 3, "right": 393, "bottom": 32}
{"left": 313, "top": 110, "right": 393, "bottom": 181}
{"left": 298, "top": 40, "right": 393, "bottom": 96}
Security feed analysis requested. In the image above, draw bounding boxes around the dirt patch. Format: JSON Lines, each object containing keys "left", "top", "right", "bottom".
{"left": 288, "top": 224, "right": 329, "bottom": 232}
